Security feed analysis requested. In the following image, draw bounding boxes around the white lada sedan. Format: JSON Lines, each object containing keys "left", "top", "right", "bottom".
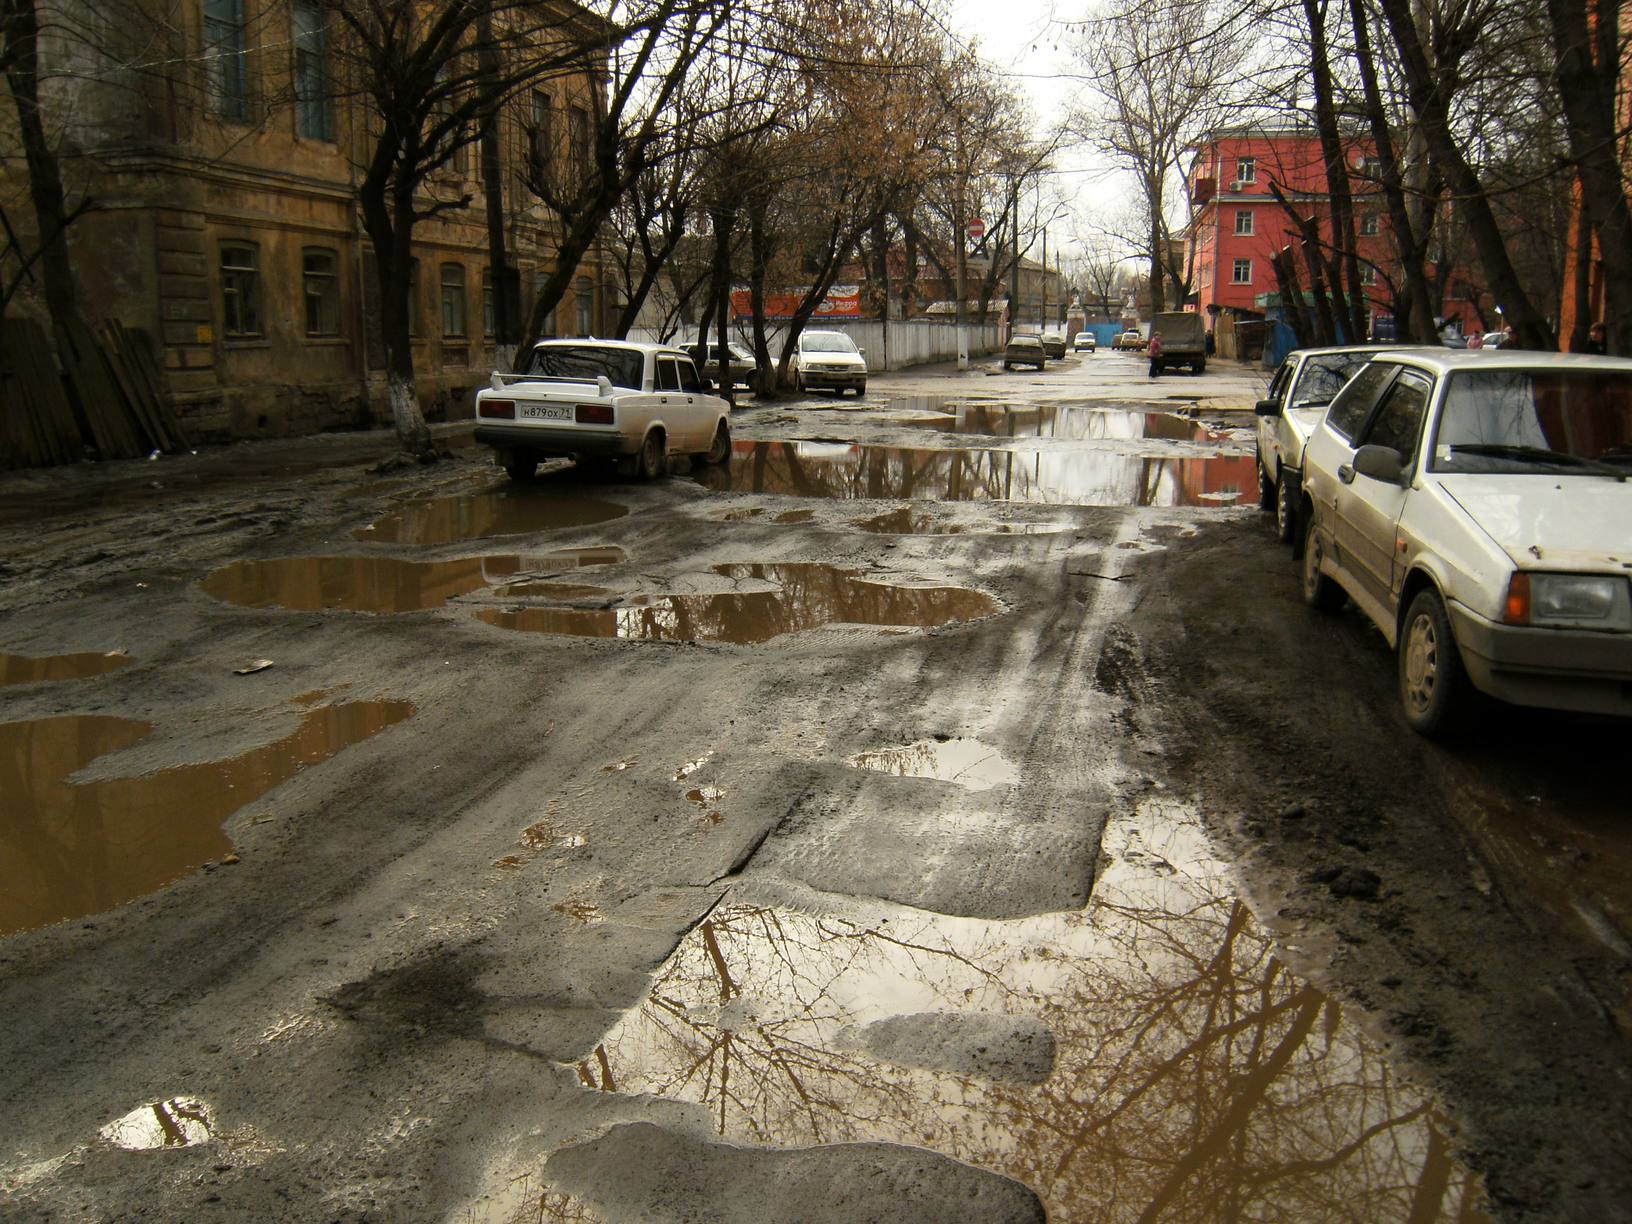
{"left": 474, "top": 340, "right": 733, "bottom": 481}
{"left": 1298, "top": 349, "right": 1632, "bottom": 735}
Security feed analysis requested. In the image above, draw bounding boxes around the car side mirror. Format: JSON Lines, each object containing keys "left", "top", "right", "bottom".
{"left": 1353, "top": 443, "right": 1405, "bottom": 483}
{"left": 1254, "top": 398, "right": 1280, "bottom": 417}
{"left": 858, "top": 348, "right": 867, "bottom": 357}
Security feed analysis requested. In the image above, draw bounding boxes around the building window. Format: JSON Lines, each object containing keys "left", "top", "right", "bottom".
{"left": 482, "top": 269, "right": 495, "bottom": 338}
{"left": 1234, "top": 209, "right": 1254, "bottom": 236}
{"left": 220, "top": 242, "right": 260, "bottom": 336}
{"left": 569, "top": 105, "right": 590, "bottom": 170}
{"left": 1360, "top": 266, "right": 1377, "bottom": 287}
{"left": 203, "top": 0, "right": 249, "bottom": 121}
{"left": 1235, "top": 157, "right": 1256, "bottom": 184}
{"left": 440, "top": 263, "right": 466, "bottom": 337}
{"left": 575, "top": 275, "right": 593, "bottom": 335}
{"left": 1357, "top": 156, "right": 1383, "bottom": 180}
{"left": 303, "top": 247, "right": 339, "bottom": 336}
{"left": 529, "top": 92, "right": 552, "bottom": 177}
{"left": 1360, "top": 213, "right": 1380, "bottom": 236}
{"left": 292, "top": 1, "right": 331, "bottom": 141}
{"left": 1231, "top": 258, "right": 1253, "bottom": 285}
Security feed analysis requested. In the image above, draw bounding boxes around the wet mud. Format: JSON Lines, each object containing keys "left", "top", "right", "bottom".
{"left": 357, "top": 488, "right": 627, "bottom": 545}
{"left": 0, "top": 698, "right": 414, "bottom": 934}
{"left": 0, "top": 650, "right": 132, "bottom": 686}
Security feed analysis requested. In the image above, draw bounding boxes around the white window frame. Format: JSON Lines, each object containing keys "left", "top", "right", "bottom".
{"left": 1234, "top": 209, "right": 1254, "bottom": 236}
{"left": 1231, "top": 258, "right": 1253, "bottom": 285}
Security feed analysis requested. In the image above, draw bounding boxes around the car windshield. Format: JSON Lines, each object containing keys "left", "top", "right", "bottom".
{"left": 800, "top": 333, "right": 858, "bottom": 354}
{"left": 519, "top": 344, "right": 644, "bottom": 390}
{"left": 1431, "top": 368, "right": 1632, "bottom": 472}
{"left": 1291, "top": 354, "right": 1372, "bottom": 407}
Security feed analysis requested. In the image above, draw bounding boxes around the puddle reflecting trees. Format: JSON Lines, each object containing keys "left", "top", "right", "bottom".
{"left": 1, "top": 699, "right": 414, "bottom": 935}
{"left": 694, "top": 442, "right": 1257, "bottom": 508}
{"left": 475, "top": 563, "right": 998, "bottom": 644}
{"left": 358, "top": 490, "right": 627, "bottom": 545}
{"left": 555, "top": 798, "right": 1485, "bottom": 1223}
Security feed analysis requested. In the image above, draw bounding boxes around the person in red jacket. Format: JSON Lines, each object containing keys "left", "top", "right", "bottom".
{"left": 1147, "top": 331, "right": 1163, "bottom": 378}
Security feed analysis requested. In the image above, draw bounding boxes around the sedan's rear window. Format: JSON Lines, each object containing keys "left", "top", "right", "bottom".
{"left": 1431, "top": 369, "right": 1632, "bottom": 472}
{"left": 519, "top": 345, "right": 644, "bottom": 390}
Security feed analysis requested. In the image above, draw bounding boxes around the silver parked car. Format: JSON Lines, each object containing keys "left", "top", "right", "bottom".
{"left": 1298, "top": 349, "right": 1632, "bottom": 734}
{"left": 1254, "top": 345, "right": 1403, "bottom": 543}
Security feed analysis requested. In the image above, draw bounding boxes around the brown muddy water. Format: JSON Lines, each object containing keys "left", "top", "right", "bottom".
{"left": 0, "top": 650, "right": 132, "bottom": 686}
{"left": 504, "top": 797, "right": 1488, "bottom": 1224}
{"left": 200, "top": 548, "right": 626, "bottom": 615}
{"left": 356, "top": 488, "right": 627, "bottom": 545}
{"left": 474, "top": 562, "right": 998, "bottom": 644}
{"left": 693, "top": 442, "right": 1258, "bottom": 508}
{"left": 890, "top": 398, "right": 1250, "bottom": 448}
{"left": 1, "top": 698, "right": 414, "bottom": 935}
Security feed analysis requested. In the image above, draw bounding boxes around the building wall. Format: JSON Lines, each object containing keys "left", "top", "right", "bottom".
{"left": 7, "top": 0, "right": 606, "bottom": 444}
{"left": 1187, "top": 128, "right": 1395, "bottom": 334}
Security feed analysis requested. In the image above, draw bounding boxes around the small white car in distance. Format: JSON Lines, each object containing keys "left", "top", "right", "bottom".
{"left": 1298, "top": 349, "right": 1632, "bottom": 734}
{"left": 1255, "top": 345, "right": 1403, "bottom": 543}
{"left": 791, "top": 330, "right": 867, "bottom": 396}
{"left": 474, "top": 340, "right": 732, "bottom": 481}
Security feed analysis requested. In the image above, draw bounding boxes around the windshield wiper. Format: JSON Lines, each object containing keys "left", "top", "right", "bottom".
{"left": 1451, "top": 443, "right": 1627, "bottom": 480}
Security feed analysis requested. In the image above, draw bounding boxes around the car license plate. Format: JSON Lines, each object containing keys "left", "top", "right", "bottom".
{"left": 519, "top": 403, "right": 572, "bottom": 421}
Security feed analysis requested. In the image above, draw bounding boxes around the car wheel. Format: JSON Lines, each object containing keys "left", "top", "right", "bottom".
{"left": 1275, "top": 471, "right": 1298, "bottom": 543}
{"left": 703, "top": 421, "right": 731, "bottom": 465}
{"left": 1399, "top": 588, "right": 1470, "bottom": 736}
{"left": 794, "top": 370, "right": 804, "bottom": 393}
{"left": 856, "top": 380, "right": 866, "bottom": 396}
{"left": 504, "top": 453, "right": 536, "bottom": 482}
{"left": 637, "top": 431, "right": 667, "bottom": 481}
{"left": 1257, "top": 450, "right": 1275, "bottom": 510}
{"left": 1003, "top": 361, "right": 1012, "bottom": 370}
{"left": 1300, "top": 515, "right": 1346, "bottom": 611}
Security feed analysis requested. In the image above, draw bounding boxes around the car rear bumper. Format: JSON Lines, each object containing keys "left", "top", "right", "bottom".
{"left": 474, "top": 423, "right": 630, "bottom": 457}
{"left": 1448, "top": 603, "right": 1632, "bottom": 716}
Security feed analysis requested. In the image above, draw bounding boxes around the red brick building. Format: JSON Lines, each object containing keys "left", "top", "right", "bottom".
{"left": 1185, "top": 124, "right": 1400, "bottom": 339}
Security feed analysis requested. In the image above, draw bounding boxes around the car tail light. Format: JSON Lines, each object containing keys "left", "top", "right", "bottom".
{"left": 1502, "top": 572, "right": 1531, "bottom": 625}
{"left": 576, "top": 403, "right": 614, "bottom": 425}
{"left": 479, "top": 398, "right": 515, "bottom": 420}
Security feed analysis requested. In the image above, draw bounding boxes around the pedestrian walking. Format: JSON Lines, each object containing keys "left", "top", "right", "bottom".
{"left": 1147, "top": 331, "right": 1163, "bottom": 379}
{"left": 1585, "top": 322, "right": 1607, "bottom": 355}
{"left": 1501, "top": 325, "right": 1516, "bottom": 348}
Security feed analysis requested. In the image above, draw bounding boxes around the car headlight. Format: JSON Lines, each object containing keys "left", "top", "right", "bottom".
{"left": 1503, "top": 572, "right": 1632, "bottom": 629}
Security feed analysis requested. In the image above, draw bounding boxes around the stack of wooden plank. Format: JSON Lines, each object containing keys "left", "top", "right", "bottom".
{"left": 0, "top": 316, "right": 189, "bottom": 468}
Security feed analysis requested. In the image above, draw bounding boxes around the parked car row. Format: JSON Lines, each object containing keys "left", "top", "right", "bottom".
{"left": 1257, "top": 344, "right": 1632, "bottom": 734}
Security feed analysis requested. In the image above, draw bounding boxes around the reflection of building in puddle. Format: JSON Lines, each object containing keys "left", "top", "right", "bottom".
{"left": 893, "top": 402, "right": 1241, "bottom": 447}
{"left": 696, "top": 443, "right": 1257, "bottom": 508}
{"left": 848, "top": 738, "right": 1018, "bottom": 790}
{"left": 1, "top": 699, "right": 415, "bottom": 935}
{"left": 99, "top": 1097, "right": 213, "bottom": 1149}
{"left": 200, "top": 548, "right": 625, "bottom": 614}
{"left": 853, "top": 507, "right": 1066, "bottom": 536}
{"left": 0, "top": 650, "right": 132, "bottom": 686}
{"left": 356, "top": 490, "right": 627, "bottom": 545}
{"left": 553, "top": 798, "right": 1485, "bottom": 1223}
{"left": 474, "top": 563, "right": 998, "bottom": 644}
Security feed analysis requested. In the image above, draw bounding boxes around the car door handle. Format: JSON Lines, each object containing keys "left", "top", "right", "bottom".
{"left": 1337, "top": 463, "right": 1356, "bottom": 484}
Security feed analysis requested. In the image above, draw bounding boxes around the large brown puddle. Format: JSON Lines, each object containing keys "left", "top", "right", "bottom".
{"left": 512, "top": 798, "right": 1487, "bottom": 1223}
{"left": 694, "top": 442, "right": 1258, "bottom": 508}
{"left": 200, "top": 548, "right": 625, "bottom": 614}
{"left": 357, "top": 488, "right": 627, "bottom": 545}
{"left": 474, "top": 562, "right": 998, "bottom": 644}
{"left": 1, "top": 650, "right": 131, "bottom": 686}
{"left": 1, "top": 698, "right": 414, "bottom": 935}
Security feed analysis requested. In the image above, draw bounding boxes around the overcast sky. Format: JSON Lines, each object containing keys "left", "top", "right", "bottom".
{"left": 944, "top": 0, "right": 1119, "bottom": 266}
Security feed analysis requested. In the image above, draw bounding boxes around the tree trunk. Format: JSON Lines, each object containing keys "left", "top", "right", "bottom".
{"left": 1301, "top": 0, "right": 1366, "bottom": 342}
{"left": 747, "top": 193, "right": 775, "bottom": 398}
{"left": 2, "top": 0, "right": 80, "bottom": 329}
{"left": 1376, "top": 0, "right": 1555, "bottom": 348}
{"left": 359, "top": 172, "right": 434, "bottom": 459}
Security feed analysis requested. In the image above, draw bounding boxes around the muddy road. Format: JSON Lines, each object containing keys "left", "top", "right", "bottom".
{"left": 1, "top": 350, "right": 1627, "bottom": 1223}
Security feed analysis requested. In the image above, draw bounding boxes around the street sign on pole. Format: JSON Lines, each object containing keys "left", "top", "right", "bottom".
{"left": 966, "top": 219, "right": 986, "bottom": 243}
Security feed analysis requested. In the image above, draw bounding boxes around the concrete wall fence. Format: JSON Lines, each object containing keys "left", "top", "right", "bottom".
{"left": 629, "top": 319, "right": 1001, "bottom": 371}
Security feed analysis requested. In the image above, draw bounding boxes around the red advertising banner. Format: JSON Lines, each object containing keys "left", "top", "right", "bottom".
{"left": 731, "top": 285, "right": 866, "bottom": 319}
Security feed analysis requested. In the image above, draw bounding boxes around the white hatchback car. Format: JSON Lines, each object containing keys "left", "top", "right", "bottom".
{"left": 1299, "top": 350, "right": 1632, "bottom": 733}
{"left": 1255, "top": 345, "right": 1402, "bottom": 543}
{"left": 791, "top": 330, "right": 867, "bottom": 396}
{"left": 474, "top": 340, "right": 732, "bottom": 481}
